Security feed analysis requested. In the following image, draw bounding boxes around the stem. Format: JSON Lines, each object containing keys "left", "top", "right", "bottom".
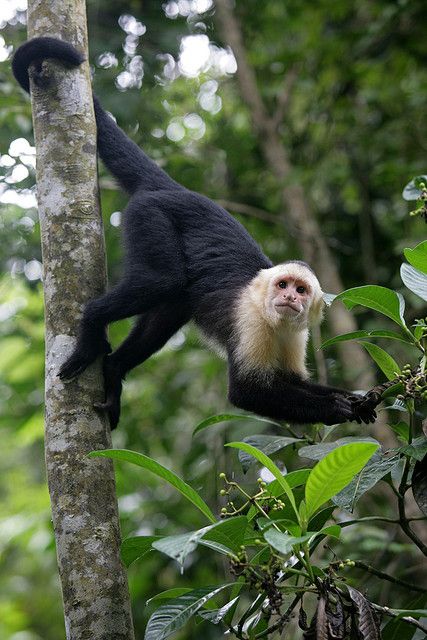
{"left": 370, "top": 603, "right": 427, "bottom": 634}
{"left": 396, "top": 410, "right": 427, "bottom": 556}
{"left": 340, "top": 515, "right": 426, "bottom": 527}
{"left": 352, "top": 560, "right": 427, "bottom": 593}
{"left": 253, "top": 593, "right": 302, "bottom": 639}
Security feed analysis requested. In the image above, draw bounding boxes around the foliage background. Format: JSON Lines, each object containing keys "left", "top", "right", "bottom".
{"left": 0, "top": 0, "right": 426, "bottom": 638}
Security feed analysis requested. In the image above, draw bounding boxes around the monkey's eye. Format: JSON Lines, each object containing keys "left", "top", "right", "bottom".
{"left": 296, "top": 286, "right": 306, "bottom": 294}
{"left": 278, "top": 281, "right": 287, "bottom": 289}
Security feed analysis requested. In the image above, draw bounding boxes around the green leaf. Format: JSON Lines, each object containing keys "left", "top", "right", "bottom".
{"left": 321, "top": 329, "right": 411, "bottom": 349}
{"left": 226, "top": 442, "right": 298, "bottom": 520}
{"left": 238, "top": 435, "right": 301, "bottom": 472}
{"left": 404, "top": 241, "right": 427, "bottom": 275}
{"left": 153, "top": 517, "right": 248, "bottom": 566}
{"left": 89, "top": 449, "right": 216, "bottom": 523}
{"left": 198, "top": 596, "right": 240, "bottom": 624}
{"left": 333, "top": 452, "right": 400, "bottom": 512}
{"left": 401, "top": 263, "right": 427, "bottom": 302}
{"left": 193, "top": 413, "right": 281, "bottom": 435}
{"left": 399, "top": 436, "right": 427, "bottom": 461}
{"left": 121, "top": 535, "right": 162, "bottom": 567}
{"left": 144, "top": 584, "right": 234, "bottom": 640}
{"left": 147, "top": 589, "right": 193, "bottom": 606}
{"left": 402, "top": 175, "right": 427, "bottom": 201}
{"left": 263, "top": 525, "right": 340, "bottom": 555}
{"left": 305, "top": 443, "right": 379, "bottom": 518}
{"left": 360, "top": 342, "right": 401, "bottom": 380}
{"left": 299, "top": 437, "right": 379, "bottom": 461}
{"left": 389, "top": 421, "right": 410, "bottom": 443}
{"left": 201, "top": 516, "right": 248, "bottom": 554}
{"left": 334, "top": 286, "right": 406, "bottom": 328}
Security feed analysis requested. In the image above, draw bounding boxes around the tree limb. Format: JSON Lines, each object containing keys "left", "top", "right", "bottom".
{"left": 26, "top": 1, "right": 134, "bottom": 637}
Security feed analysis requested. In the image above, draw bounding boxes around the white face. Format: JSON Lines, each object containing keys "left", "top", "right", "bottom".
{"left": 255, "top": 263, "right": 324, "bottom": 328}
{"left": 270, "top": 273, "right": 311, "bottom": 317}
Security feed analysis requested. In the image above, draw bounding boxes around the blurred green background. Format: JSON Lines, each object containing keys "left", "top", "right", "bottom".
{"left": 0, "top": 1, "right": 426, "bottom": 638}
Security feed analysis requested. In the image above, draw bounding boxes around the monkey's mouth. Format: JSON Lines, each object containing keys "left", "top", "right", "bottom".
{"left": 274, "top": 302, "right": 301, "bottom": 314}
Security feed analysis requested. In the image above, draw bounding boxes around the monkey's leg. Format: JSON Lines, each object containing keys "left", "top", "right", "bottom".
{"left": 95, "top": 303, "right": 190, "bottom": 428}
{"left": 60, "top": 201, "right": 186, "bottom": 380}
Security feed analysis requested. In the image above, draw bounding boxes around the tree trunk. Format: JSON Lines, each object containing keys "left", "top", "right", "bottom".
{"left": 26, "top": 1, "right": 135, "bottom": 638}
{"left": 215, "top": 0, "right": 374, "bottom": 389}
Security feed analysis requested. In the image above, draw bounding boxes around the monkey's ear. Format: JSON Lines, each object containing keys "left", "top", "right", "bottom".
{"left": 309, "top": 293, "right": 325, "bottom": 325}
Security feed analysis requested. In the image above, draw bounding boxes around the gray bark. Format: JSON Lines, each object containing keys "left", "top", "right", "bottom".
{"left": 26, "top": 1, "right": 134, "bottom": 638}
{"left": 215, "top": 0, "right": 374, "bottom": 388}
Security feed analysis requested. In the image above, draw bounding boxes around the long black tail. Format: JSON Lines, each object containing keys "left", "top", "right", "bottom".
{"left": 12, "top": 37, "right": 180, "bottom": 195}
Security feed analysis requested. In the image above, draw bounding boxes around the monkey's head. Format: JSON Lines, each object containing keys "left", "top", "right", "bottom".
{"left": 250, "top": 261, "right": 324, "bottom": 329}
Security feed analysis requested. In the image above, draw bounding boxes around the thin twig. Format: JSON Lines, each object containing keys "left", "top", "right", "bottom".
{"left": 352, "top": 560, "right": 427, "bottom": 594}
{"left": 253, "top": 593, "right": 302, "bottom": 639}
{"left": 370, "top": 602, "right": 427, "bottom": 634}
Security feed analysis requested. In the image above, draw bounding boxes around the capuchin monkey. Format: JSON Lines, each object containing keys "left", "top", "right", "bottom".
{"left": 12, "top": 37, "right": 377, "bottom": 429}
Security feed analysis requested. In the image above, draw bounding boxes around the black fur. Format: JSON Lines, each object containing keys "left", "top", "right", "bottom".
{"left": 12, "top": 37, "right": 377, "bottom": 428}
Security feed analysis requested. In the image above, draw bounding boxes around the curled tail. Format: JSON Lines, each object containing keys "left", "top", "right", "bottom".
{"left": 12, "top": 37, "right": 180, "bottom": 195}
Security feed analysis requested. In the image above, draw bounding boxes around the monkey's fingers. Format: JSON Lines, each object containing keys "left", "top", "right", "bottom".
{"left": 59, "top": 356, "right": 91, "bottom": 380}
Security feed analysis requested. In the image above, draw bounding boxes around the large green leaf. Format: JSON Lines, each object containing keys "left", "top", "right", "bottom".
{"left": 400, "top": 263, "right": 427, "bottom": 302}
{"left": 121, "top": 535, "right": 162, "bottom": 567}
{"left": 305, "top": 443, "right": 379, "bottom": 518}
{"left": 360, "top": 342, "right": 401, "bottom": 380}
{"left": 333, "top": 452, "right": 400, "bottom": 512}
{"left": 226, "top": 442, "right": 298, "bottom": 519}
{"left": 334, "top": 286, "right": 406, "bottom": 328}
{"left": 144, "top": 584, "right": 233, "bottom": 640}
{"left": 321, "top": 329, "right": 411, "bottom": 349}
{"left": 238, "top": 435, "right": 301, "bottom": 472}
{"left": 89, "top": 449, "right": 215, "bottom": 523}
{"left": 193, "top": 413, "right": 281, "bottom": 435}
{"left": 152, "top": 517, "right": 247, "bottom": 565}
{"left": 404, "top": 240, "right": 427, "bottom": 275}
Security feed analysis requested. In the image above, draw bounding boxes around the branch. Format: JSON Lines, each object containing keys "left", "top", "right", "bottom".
{"left": 352, "top": 560, "right": 427, "bottom": 594}
{"left": 370, "top": 602, "right": 427, "bottom": 634}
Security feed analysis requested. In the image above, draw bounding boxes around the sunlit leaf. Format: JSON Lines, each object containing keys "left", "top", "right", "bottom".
{"left": 147, "top": 588, "right": 193, "bottom": 606}
{"left": 305, "top": 443, "right": 379, "bottom": 518}
{"left": 89, "top": 449, "right": 216, "bottom": 523}
{"left": 198, "top": 596, "right": 240, "bottom": 624}
{"left": 299, "top": 437, "right": 379, "bottom": 461}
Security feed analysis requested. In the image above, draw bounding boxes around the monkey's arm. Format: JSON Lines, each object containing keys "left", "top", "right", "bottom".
{"left": 228, "top": 363, "right": 358, "bottom": 425}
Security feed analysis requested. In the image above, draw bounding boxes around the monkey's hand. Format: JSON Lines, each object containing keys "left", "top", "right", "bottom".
{"left": 93, "top": 355, "right": 123, "bottom": 430}
{"left": 322, "top": 393, "right": 357, "bottom": 425}
{"left": 59, "top": 336, "right": 111, "bottom": 380}
{"left": 349, "top": 392, "right": 379, "bottom": 425}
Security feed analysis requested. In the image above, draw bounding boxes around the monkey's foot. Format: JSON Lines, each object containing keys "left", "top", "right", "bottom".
{"left": 93, "top": 355, "right": 123, "bottom": 429}
{"left": 59, "top": 339, "right": 112, "bottom": 380}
